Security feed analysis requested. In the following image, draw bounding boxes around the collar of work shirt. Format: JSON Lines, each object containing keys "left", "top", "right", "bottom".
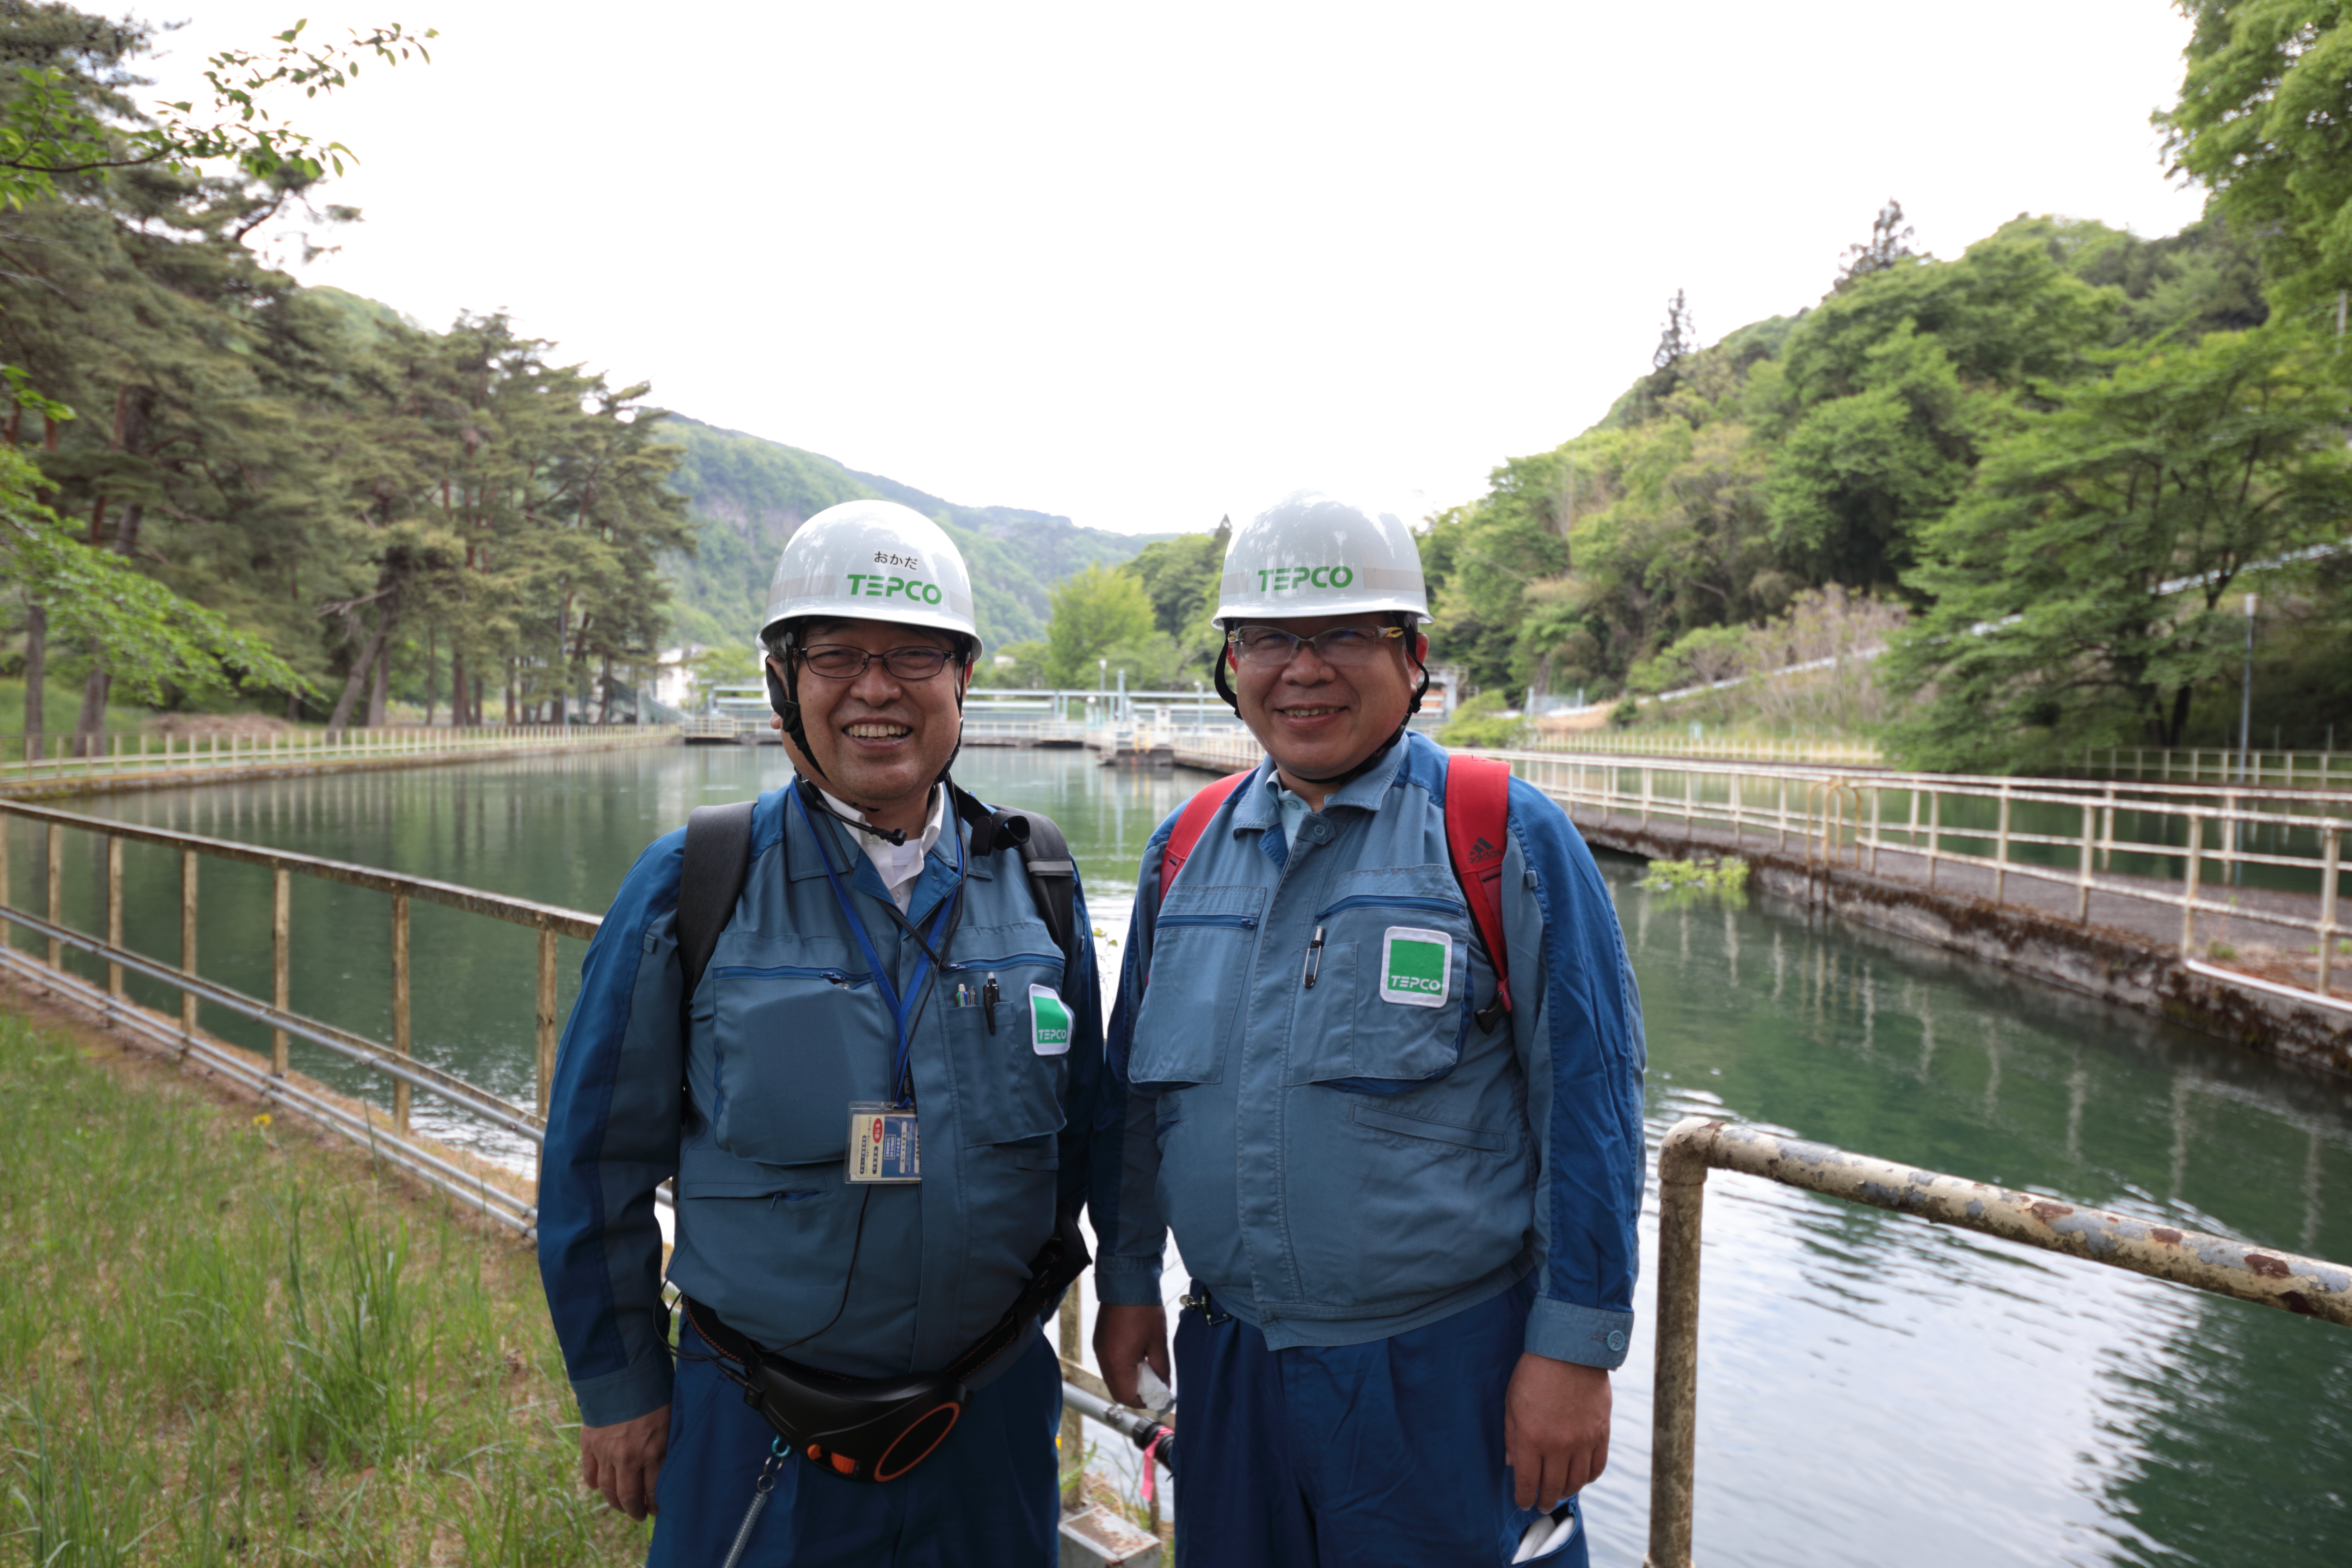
{"left": 821, "top": 784, "right": 947, "bottom": 912}
{"left": 1259, "top": 736, "right": 1408, "bottom": 849}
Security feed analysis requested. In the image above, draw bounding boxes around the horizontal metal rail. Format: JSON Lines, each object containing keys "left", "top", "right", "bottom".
{"left": 0, "top": 796, "right": 606, "bottom": 1200}
{"left": 0, "top": 901, "right": 548, "bottom": 1144}
{"left": 0, "top": 942, "right": 535, "bottom": 1234}
{"left": 0, "top": 723, "right": 676, "bottom": 790}
{"left": 1, "top": 799, "right": 601, "bottom": 939}
{"left": 2095, "top": 746, "right": 2352, "bottom": 790}
{"left": 1523, "top": 730, "right": 1885, "bottom": 765}
{"left": 1646, "top": 1116, "right": 2352, "bottom": 1568}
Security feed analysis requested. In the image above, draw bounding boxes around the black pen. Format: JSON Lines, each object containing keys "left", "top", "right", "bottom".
{"left": 1303, "top": 926, "right": 1325, "bottom": 989}
{"left": 982, "top": 972, "right": 1000, "bottom": 1034}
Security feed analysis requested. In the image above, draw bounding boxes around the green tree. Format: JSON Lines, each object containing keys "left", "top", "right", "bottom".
{"left": 1881, "top": 324, "right": 2352, "bottom": 770}
{"left": 2161, "top": 1, "right": 2352, "bottom": 317}
{"left": 1043, "top": 564, "right": 1154, "bottom": 688}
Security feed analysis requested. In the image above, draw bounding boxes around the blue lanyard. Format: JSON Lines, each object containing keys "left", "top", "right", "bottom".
{"left": 789, "top": 782, "right": 963, "bottom": 1107}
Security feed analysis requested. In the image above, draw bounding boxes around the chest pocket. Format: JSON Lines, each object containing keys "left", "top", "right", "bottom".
{"left": 1284, "top": 864, "right": 1476, "bottom": 1091}
{"left": 1130, "top": 883, "right": 1265, "bottom": 1087}
{"left": 702, "top": 934, "right": 891, "bottom": 1166}
{"left": 940, "top": 918, "right": 1070, "bottom": 1145}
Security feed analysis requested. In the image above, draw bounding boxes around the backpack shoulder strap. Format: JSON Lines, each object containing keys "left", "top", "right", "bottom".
{"left": 948, "top": 786, "right": 1081, "bottom": 967}
{"left": 679, "top": 799, "right": 757, "bottom": 1001}
{"left": 1443, "top": 753, "right": 1515, "bottom": 1033}
{"left": 1008, "top": 810, "right": 1078, "bottom": 961}
{"left": 1160, "top": 770, "right": 1254, "bottom": 905}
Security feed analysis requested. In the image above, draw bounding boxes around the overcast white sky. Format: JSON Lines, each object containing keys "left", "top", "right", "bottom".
{"left": 143, "top": 2, "right": 2207, "bottom": 536}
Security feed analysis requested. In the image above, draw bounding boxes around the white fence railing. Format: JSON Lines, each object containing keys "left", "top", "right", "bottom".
{"left": 0, "top": 724, "right": 676, "bottom": 787}
{"left": 1505, "top": 750, "right": 2349, "bottom": 999}
{"left": 2089, "top": 748, "right": 2352, "bottom": 790}
{"left": 1523, "top": 730, "right": 1885, "bottom": 766}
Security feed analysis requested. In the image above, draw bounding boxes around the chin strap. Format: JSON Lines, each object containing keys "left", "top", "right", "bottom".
{"left": 803, "top": 788, "right": 913, "bottom": 847}
{"left": 765, "top": 625, "right": 976, "bottom": 806}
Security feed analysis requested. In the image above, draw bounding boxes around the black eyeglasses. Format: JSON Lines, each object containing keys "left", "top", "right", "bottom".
{"left": 1226, "top": 624, "right": 1407, "bottom": 668}
{"left": 798, "top": 644, "right": 959, "bottom": 681}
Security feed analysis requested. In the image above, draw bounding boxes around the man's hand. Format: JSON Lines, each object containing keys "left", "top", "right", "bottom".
{"left": 1504, "top": 1354, "right": 1610, "bottom": 1511}
{"left": 581, "top": 1406, "right": 670, "bottom": 1521}
{"left": 1093, "top": 1303, "right": 1170, "bottom": 1407}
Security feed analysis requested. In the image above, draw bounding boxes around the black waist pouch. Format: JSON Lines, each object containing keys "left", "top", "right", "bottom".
{"left": 684, "top": 1208, "right": 1090, "bottom": 1484}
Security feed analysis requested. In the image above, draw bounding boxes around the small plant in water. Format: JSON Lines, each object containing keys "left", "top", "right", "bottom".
{"left": 1641, "top": 856, "right": 1751, "bottom": 896}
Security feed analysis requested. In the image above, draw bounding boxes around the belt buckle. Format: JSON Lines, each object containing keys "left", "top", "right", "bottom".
{"left": 1178, "top": 1290, "right": 1233, "bottom": 1326}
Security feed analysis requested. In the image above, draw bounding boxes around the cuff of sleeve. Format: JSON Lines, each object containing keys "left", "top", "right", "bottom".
{"left": 1093, "top": 1254, "right": 1166, "bottom": 1307}
{"left": 1525, "top": 1297, "right": 1635, "bottom": 1370}
{"left": 572, "top": 1351, "right": 676, "bottom": 1429}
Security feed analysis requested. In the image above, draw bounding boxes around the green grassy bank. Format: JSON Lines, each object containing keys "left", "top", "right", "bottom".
{"left": 0, "top": 1011, "right": 648, "bottom": 1566}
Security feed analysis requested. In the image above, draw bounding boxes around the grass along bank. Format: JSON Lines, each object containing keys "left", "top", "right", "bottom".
{"left": 0, "top": 1007, "right": 649, "bottom": 1567}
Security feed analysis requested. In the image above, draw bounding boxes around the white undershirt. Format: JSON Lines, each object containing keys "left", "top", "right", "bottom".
{"left": 820, "top": 785, "right": 946, "bottom": 912}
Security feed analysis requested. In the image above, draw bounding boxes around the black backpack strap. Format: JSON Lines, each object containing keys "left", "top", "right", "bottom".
{"left": 1005, "top": 811, "right": 1077, "bottom": 960}
{"left": 951, "top": 787, "right": 1079, "bottom": 965}
{"left": 678, "top": 800, "right": 757, "bottom": 1001}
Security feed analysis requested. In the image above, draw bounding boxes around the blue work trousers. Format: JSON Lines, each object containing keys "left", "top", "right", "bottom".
{"left": 1169, "top": 1277, "right": 1588, "bottom": 1568}
{"left": 646, "top": 1318, "right": 1062, "bottom": 1568}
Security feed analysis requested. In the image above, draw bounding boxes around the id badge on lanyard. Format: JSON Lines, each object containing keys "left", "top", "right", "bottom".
{"left": 847, "top": 1102, "right": 921, "bottom": 1183}
{"left": 789, "top": 784, "right": 962, "bottom": 1189}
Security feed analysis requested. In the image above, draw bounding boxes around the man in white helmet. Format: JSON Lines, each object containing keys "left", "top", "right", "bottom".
{"left": 538, "top": 500, "right": 1105, "bottom": 1566}
{"left": 1091, "top": 491, "right": 1644, "bottom": 1566}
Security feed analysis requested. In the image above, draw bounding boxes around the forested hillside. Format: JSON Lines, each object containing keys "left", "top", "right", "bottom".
{"left": 0, "top": 7, "right": 680, "bottom": 739}
{"left": 657, "top": 418, "right": 1165, "bottom": 653}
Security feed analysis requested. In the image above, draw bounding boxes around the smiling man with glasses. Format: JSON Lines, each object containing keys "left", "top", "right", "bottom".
{"left": 1092, "top": 491, "right": 1646, "bottom": 1567}
{"left": 537, "top": 500, "right": 1103, "bottom": 1568}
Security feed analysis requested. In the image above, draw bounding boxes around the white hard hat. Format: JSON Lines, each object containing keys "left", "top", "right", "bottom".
{"left": 1212, "top": 490, "right": 1430, "bottom": 626}
{"left": 759, "top": 500, "right": 980, "bottom": 652}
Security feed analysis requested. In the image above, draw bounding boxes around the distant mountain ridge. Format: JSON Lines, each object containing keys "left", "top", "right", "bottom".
{"left": 658, "top": 416, "right": 1169, "bottom": 650}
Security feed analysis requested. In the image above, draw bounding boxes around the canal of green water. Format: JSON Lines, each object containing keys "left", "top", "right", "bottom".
{"left": 10, "top": 745, "right": 2348, "bottom": 1566}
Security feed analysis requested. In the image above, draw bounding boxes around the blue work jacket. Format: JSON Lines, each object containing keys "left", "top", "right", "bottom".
{"left": 537, "top": 782, "right": 1103, "bottom": 1428}
{"left": 1093, "top": 732, "right": 1645, "bottom": 1366}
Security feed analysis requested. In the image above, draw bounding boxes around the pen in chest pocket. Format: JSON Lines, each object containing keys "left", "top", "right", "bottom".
{"left": 1302, "top": 926, "right": 1325, "bottom": 989}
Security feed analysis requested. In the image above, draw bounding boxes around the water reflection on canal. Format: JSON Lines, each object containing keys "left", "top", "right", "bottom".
{"left": 22, "top": 744, "right": 2352, "bottom": 1567}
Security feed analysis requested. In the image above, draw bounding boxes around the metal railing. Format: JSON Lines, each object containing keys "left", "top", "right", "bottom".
{"left": 0, "top": 799, "right": 605, "bottom": 1236}
{"left": 0, "top": 723, "right": 678, "bottom": 788}
{"left": 2088, "top": 746, "right": 2352, "bottom": 790}
{"left": 1500, "top": 751, "right": 2351, "bottom": 998}
{"left": 1644, "top": 1116, "right": 2352, "bottom": 1568}
{"left": 1523, "top": 730, "right": 1885, "bottom": 766}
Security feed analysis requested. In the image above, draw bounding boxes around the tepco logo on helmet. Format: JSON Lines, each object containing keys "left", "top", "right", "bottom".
{"left": 843, "top": 572, "right": 947, "bottom": 605}
{"left": 1255, "top": 566, "right": 1356, "bottom": 592}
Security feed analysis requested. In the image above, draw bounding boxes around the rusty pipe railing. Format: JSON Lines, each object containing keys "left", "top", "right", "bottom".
{"left": 1645, "top": 1115, "right": 2352, "bottom": 1568}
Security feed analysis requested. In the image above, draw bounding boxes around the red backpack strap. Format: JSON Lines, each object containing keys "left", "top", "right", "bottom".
{"left": 1159, "top": 770, "right": 1255, "bottom": 906}
{"left": 1443, "top": 753, "right": 1515, "bottom": 1032}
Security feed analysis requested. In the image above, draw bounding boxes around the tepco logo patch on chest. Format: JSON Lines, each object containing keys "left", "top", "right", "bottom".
{"left": 1028, "top": 983, "right": 1071, "bottom": 1056}
{"left": 1380, "top": 926, "right": 1451, "bottom": 1008}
